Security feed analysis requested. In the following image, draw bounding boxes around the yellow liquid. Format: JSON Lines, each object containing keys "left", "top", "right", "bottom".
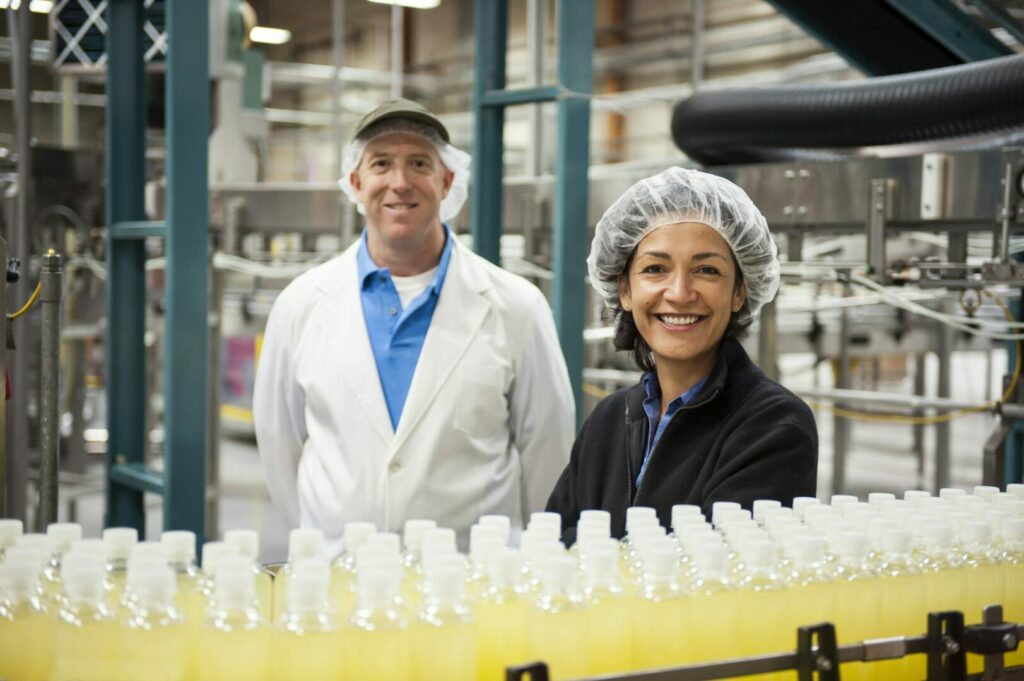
{"left": 476, "top": 599, "right": 529, "bottom": 681}
{"left": 781, "top": 581, "right": 834, "bottom": 681}
{"left": 412, "top": 619, "right": 477, "bottom": 681}
{"left": 272, "top": 570, "right": 288, "bottom": 622}
{"left": 196, "top": 626, "right": 271, "bottom": 681}
{"left": 923, "top": 564, "right": 965, "bottom": 614}
{"left": 0, "top": 606, "right": 54, "bottom": 681}
{"left": 631, "top": 596, "right": 685, "bottom": 671}
{"left": 340, "top": 626, "right": 410, "bottom": 681}
{"left": 51, "top": 618, "right": 121, "bottom": 681}
{"left": 688, "top": 589, "right": 739, "bottom": 665}
{"left": 585, "top": 596, "right": 634, "bottom": 675}
{"left": 273, "top": 628, "right": 344, "bottom": 681}
{"left": 875, "top": 572, "right": 926, "bottom": 681}
{"left": 1004, "top": 559, "right": 1024, "bottom": 667}
{"left": 732, "top": 587, "right": 790, "bottom": 681}
{"left": 255, "top": 569, "right": 274, "bottom": 622}
{"left": 833, "top": 576, "right": 880, "bottom": 681}
{"left": 120, "top": 621, "right": 190, "bottom": 681}
{"left": 527, "top": 607, "right": 588, "bottom": 680}
{"left": 964, "top": 562, "right": 1005, "bottom": 675}
{"left": 329, "top": 568, "right": 355, "bottom": 623}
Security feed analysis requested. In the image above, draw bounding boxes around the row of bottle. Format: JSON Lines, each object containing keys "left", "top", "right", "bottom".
{"left": 0, "top": 483, "right": 1023, "bottom": 681}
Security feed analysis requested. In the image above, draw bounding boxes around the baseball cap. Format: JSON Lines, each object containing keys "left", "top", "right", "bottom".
{"left": 352, "top": 98, "right": 450, "bottom": 143}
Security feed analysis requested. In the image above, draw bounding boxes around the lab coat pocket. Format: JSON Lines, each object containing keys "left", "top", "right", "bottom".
{"left": 454, "top": 362, "right": 509, "bottom": 439}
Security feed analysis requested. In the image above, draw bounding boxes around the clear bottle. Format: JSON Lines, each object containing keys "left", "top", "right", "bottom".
{"left": 476, "top": 548, "right": 528, "bottom": 681}
{"left": 0, "top": 518, "right": 24, "bottom": 560}
{"left": 196, "top": 559, "right": 270, "bottom": 681}
{"left": 413, "top": 565, "right": 476, "bottom": 681}
{"left": 918, "top": 524, "right": 965, "bottom": 616}
{"left": 467, "top": 524, "right": 504, "bottom": 596}
{"left": 581, "top": 540, "right": 632, "bottom": 675}
{"left": 274, "top": 563, "right": 343, "bottom": 681}
{"left": 119, "top": 565, "right": 190, "bottom": 681}
{"left": 342, "top": 567, "right": 411, "bottom": 681}
{"left": 223, "top": 528, "right": 274, "bottom": 621}
{"left": 478, "top": 514, "right": 512, "bottom": 547}
{"left": 330, "top": 521, "right": 377, "bottom": 617}
{"left": 43, "top": 522, "right": 83, "bottom": 603}
{"left": 876, "top": 528, "right": 926, "bottom": 680}
{"left": 733, "top": 540, "right": 789, "bottom": 681}
{"left": 786, "top": 535, "right": 834, "bottom": 634}
{"left": 101, "top": 527, "right": 138, "bottom": 607}
{"left": 401, "top": 519, "right": 437, "bottom": 569}
{"left": 687, "top": 541, "right": 737, "bottom": 665}
{"left": 51, "top": 556, "right": 120, "bottom": 681}
{"left": 630, "top": 543, "right": 685, "bottom": 671}
{"left": 960, "top": 521, "right": 1004, "bottom": 625}
{"left": 161, "top": 530, "right": 203, "bottom": 618}
{"left": 0, "top": 558, "right": 53, "bottom": 681}
{"left": 1002, "top": 518, "right": 1024, "bottom": 667}
{"left": 527, "top": 555, "right": 588, "bottom": 680}
{"left": 831, "top": 532, "right": 879, "bottom": 681}
{"left": 273, "top": 527, "right": 325, "bottom": 619}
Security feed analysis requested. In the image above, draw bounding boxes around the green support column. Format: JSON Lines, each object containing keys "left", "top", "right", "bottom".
{"left": 883, "top": 0, "right": 1011, "bottom": 61}
{"left": 163, "top": 0, "right": 209, "bottom": 541}
{"left": 104, "top": 0, "right": 147, "bottom": 535}
{"left": 552, "top": 1, "right": 594, "bottom": 418}
{"left": 470, "top": 0, "right": 508, "bottom": 265}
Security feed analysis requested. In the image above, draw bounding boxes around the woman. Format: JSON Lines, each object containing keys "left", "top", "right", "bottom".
{"left": 546, "top": 167, "right": 817, "bottom": 541}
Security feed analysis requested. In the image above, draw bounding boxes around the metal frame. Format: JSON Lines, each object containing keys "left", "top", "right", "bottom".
{"left": 471, "top": 0, "right": 594, "bottom": 416}
{"left": 883, "top": 0, "right": 1012, "bottom": 62}
{"left": 105, "top": 0, "right": 209, "bottom": 544}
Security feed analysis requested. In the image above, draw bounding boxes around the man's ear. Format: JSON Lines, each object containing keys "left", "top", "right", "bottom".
{"left": 349, "top": 169, "right": 362, "bottom": 195}
{"left": 442, "top": 168, "right": 454, "bottom": 199}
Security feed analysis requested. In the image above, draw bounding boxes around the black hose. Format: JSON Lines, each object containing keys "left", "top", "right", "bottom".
{"left": 672, "top": 53, "right": 1024, "bottom": 166}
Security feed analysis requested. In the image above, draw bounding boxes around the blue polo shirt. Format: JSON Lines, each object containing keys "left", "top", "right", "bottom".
{"left": 637, "top": 372, "right": 708, "bottom": 486}
{"left": 357, "top": 227, "right": 454, "bottom": 430}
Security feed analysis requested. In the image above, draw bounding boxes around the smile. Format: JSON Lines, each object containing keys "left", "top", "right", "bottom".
{"left": 384, "top": 202, "right": 419, "bottom": 210}
{"left": 657, "top": 314, "right": 705, "bottom": 327}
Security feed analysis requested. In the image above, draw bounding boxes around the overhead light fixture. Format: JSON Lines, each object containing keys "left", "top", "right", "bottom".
{"left": 367, "top": 0, "right": 442, "bottom": 8}
{"left": 249, "top": 26, "right": 292, "bottom": 45}
{"left": 0, "top": 0, "right": 54, "bottom": 12}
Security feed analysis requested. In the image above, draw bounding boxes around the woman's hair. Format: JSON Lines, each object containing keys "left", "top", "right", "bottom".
{"left": 611, "top": 252, "right": 751, "bottom": 372}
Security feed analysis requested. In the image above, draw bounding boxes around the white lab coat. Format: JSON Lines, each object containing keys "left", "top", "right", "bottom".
{"left": 253, "top": 238, "right": 576, "bottom": 556}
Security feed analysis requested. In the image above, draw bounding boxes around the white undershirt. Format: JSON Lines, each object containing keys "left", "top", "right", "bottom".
{"left": 392, "top": 265, "right": 439, "bottom": 309}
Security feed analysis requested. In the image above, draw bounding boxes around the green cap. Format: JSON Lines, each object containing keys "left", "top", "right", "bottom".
{"left": 352, "top": 98, "right": 450, "bottom": 144}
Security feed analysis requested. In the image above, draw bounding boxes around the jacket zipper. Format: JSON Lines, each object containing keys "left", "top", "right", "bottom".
{"left": 630, "top": 386, "right": 721, "bottom": 506}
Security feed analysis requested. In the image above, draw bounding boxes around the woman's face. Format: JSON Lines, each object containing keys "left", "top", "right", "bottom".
{"left": 619, "top": 222, "right": 745, "bottom": 373}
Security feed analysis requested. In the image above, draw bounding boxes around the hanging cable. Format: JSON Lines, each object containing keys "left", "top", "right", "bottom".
{"left": 7, "top": 281, "right": 41, "bottom": 320}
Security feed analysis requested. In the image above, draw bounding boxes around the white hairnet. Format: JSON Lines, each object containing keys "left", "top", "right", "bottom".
{"left": 338, "top": 118, "right": 471, "bottom": 223}
{"left": 588, "top": 167, "right": 780, "bottom": 318}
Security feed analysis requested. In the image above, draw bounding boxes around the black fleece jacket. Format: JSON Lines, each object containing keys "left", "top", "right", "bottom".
{"left": 546, "top": 338, "right": 818, "bottom": 543}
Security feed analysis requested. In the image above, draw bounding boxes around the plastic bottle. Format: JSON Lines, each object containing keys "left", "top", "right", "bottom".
{"left": 527, "top": 555, "right": 588, "bottom": 680}
{"left": 342, "top": 567, "right": 410, "bottom": 681}
{"left": 274, "top": 562, "right": 343, "bottom": 681}
{"left": 478, "top": 515, "right": 512, "bottom": 547}
{"left": 51, "top": 556, "right": 119, "bottom": 681}
{"left": 752, "top": 499, "right": 782, "bottom": 525}
{"left": 687, "top": 541, "right": 737, "bottom": 665}
{"left": 101, "top": 527, "right": 138, "bottom": 607}
{"left": 467, "top": 523, "right": 503, "bottom": 595}
{"left": 831, "top": 532, "right": 879, "bottom": 681}
{"left": 960, "top": 521, "right": 1005, "bottom": 623}
{"left": 401, "top": 519, "right": 437, "bottom": 569}
{"left": 162, "top": 530, "right": 202, "bottom": 612}
{"left": 0, "top": 558, "right": 53, "bottom": 681}
{"left": 476, "top": 548, "right": 528, "bottom": 681}
{"left": 43, "top": 522, "right": 83, "bottom": 603}
{"left": 786, "top": 535, "right": 834, "bottom": 632}
{"left": 330, "top": 521, "right": 377, "bottom": 617}
{"left": 223, "top": 528, "right": 274, "bottom": 620}
{"left": 918, "top": 524, "right": 964, "bottom": 615}
{"left": 0, "top": 518, "right": 24, "bottom": 559}
{"left": 876, "top": 528, "right": 926, "bottom": 680}
{"left": 581, "top": 539, "right": 632, "bottom": 675}
{"left": 119, "top": 565, "right": 190, "bottom": 681}
{"left": 733, "top": 540, "right": 789, "bottom": 681}
{"left": 274, "top": 527, "right": 325, "bottom": 618}
{"left": 631, "top": 544, "right": 686, "bottom": 670}
{"left": 413, "top": 565, "right": 476, "bottom": 681}
{"left": 196, "top": 558, "right": 270, "bottom": 681}
{"left": 1002, "top": 518, "right": 1024, "bottom": 666}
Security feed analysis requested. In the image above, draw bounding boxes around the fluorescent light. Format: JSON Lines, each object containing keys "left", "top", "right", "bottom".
{"left": 367, "top": 0, "right": 441, "bottom": 8}
{"left": 249, "top": 26, "right": 292, "bottom": 45}
{"left": 0, "top": 0, "right": 54, "bottom": 12}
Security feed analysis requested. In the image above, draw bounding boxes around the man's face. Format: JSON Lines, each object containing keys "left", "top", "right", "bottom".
{"left": 350, "top": 131, "right": 454, "bottom": 254}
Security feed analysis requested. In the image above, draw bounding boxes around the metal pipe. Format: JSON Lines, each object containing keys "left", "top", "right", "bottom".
{"left": 0, "top": 236, "right": 7, "bottom": 515}
{"left": 331, "top": 0, "right": 343, "bottom": 177}
{"left": 526, "top": 0, "right": 546, "bottom": 177}
{"left": 691, "top": 0, "right": 705, "bottom": 89}
{"left": 1000, "top": 161, "right": 1014, "bottom": 263}
{"left": 797, "top": 387, "right": 985, "bottom": 412}
{"left": 832, "top": 281, "right": 851, "bottom": 495}
{"left": 935, "top": 309, "right": 953, "bottom": 491}
{"left": 390, "top": 4, "right": 403, "bottom": 98}
{"left": 6, "top": 0, "right": 32, "bottom": 523}
{"left": 37, "top": 250, "right": 63, "bottom": 530}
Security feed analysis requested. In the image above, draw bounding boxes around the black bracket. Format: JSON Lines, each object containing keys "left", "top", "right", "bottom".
{"left": 505, "top": 662, "right": 549, "bottom": 681}
{"left": 6, "top": 257, "right": 19, "bottom": 283}
{"left": 797, "top": 623, "right": 840, "bottom": 681}
{"left": 927, "top": 611, "right": 967, "bottom": 681}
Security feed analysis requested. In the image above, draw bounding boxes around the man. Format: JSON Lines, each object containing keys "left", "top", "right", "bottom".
{"left": 253, "top": 99, "right": 575, "bottom": 556}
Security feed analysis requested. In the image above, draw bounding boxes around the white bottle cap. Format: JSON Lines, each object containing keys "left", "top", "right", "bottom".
{"left": 160, "top": 531, "right": 197, "bottom": 564}
{"left": 129, "top": 541, "right": 168, "bottom": 566}
{"left": 287, "top": 528, "right": 325, "bottom": 561}
{"left": 625, "top": 506, "right": 658, "bottom": 530}
{"left": 579, "top": 510, "right": 612, "bottom": 534}
{"left": 881, "top": 528, "right": 912, "bottom": 554}
{"left": 751, "top": 500, "right": 781, "bottom": 524}
{"left": 541, "top": 555, "right": 577, "bottom": 589}
{"left": 62, "top": 559, "right": 107, "bottom": 604}
{"left": 837, "top": 531, "right": 869, "bottom": 559}
{"left": 46, "top": 523, "right": 83, "bottom": 555}
{"left": 364, "top": 532, "right": 401, "bottom": 558}
{"left": 829, "top": 494, "right": 859, "bottom": 508}
{"left": 479, "top": 515, "right": 511, "bottom": 545}
{"left": 960, "top": 521, "right": 992, "bottom": 545}
{"left": 355, "top": 569, "right": 395, "bottom": 608}
{"left": 922, "top": 524, "right": 954, "bottom": 550}
{"left": 285, "top": 570, "right": 327, "bottom": 614}
{"left": 529, "top": 512, "right": 562, "bottom": 531}
{"left": 469, "top": 525, "right": 502, "bottom": 567}
{"left": 486, "top": 547, "right": 521, "bottom": 587}
{"left": 425, "top": 566, "right": 465, "bottom": 601}
{"left": 133, "top": 566, "right": 177, "bottom": 608}
{"left": 903, "top": 490, "right": 931, "bottom": 506}
{"left": 127, "top": 557, "right": 170, "bottom": 589}
{"left": 576, "top": 520, "right": 611, "bottom": 543}
{"left": 641, "top": 545, "right": 678, "bottom": 580}
{"left": 1003, "top": 518, "right": 1024, "bottom": 543}
{"left": 343, "top": 522, "right": 377, "bottom": 554}
{"left": 1007, "top": 484, "right": 1024, "bottom": 498}
{"left": 720, "top": 508, "right": 753, "bottom": 525}
{"left": 402, "top": 519, "right": 437, "bottom": 552}
{"left": 974, "top": 486, "right": 1000, "bottom": 500}
{"left": 939, "top": 488, "right": 967, "bottom": 500}
{"left": 102, "top": 528, "right": 139, "bottom": 561}
{"left": 1005, "top": 499, "right": 1024, "bottom": 516}
{"left": 707, "top": 502, "right": 738, "bottom": 527}
{"left": 692, "top": 541, "right": 728, "bottom": 576}
{"left": 354, "top": 543, "right": 393, "bottom": 573}
{"left": 201, "top": 541, "right": 239, "bottom": 574}
{"left": 0, "top": 519, "right": 24, "bottom": 550}
{"left": 581, "top": 541, "right": 619, "bottom": 576}
{"left": 867, "top": 493, "right": 896, "bottom": 507}
{"left": 3, "top": 545, "right": 46, "bottom": 572}
{"left": 742, "top": 540, "right": 777, "bottom": 569}
{"left": 421, "top": 528, "right": 457, "bottom": 555}
{"left": 15, "top": 533, "right": 50, "bottom": 552}
{"left": 68, "top": 539, "right": 106, "bottom": 559}
{"left": 223, "top": 529, "right": 259, "bottom": 561}
{"left": 0, "top": 558, "right": 40, "bottom": 599}
{"left": 214, "top": 557, "right": 256, "bottom": 607}
{"left": 791, "top": 497, "right": 821, "bottom": 520}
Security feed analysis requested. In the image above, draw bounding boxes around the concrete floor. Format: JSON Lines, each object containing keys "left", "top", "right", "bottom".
{"left": 43, "top": 350, "right": 1000, "bottom": 564}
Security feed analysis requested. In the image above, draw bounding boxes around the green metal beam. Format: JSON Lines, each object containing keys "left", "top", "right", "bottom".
{"left": 104, "top": 0, "right": 147, "bottom": 536}
{"left": 481, "top": 86, "right": 559, "bottom": 107}
{"left": 110, "top": 463, "right": 165, "bottom": 495}
{"left": 552, "top": 0, "right": 594, "bottom": 421}
{"left": 470, "top": 0, "right": 508, "bottom": 265}
{"left": 163, "top": 0, "right": 210, "bottom": 544}
{"left": 883, "top": 0, "right": 1012, "bottom": 62}
{"left": 109, "top": 221, "right": 167, "bottom": 240}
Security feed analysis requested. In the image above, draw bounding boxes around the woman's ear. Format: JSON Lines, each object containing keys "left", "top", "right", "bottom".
{"left": 732, "top": 280, "right": 747, "bottom": 313}
{"left": 618, "top": 273, "right": 632, "bottom": 311}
